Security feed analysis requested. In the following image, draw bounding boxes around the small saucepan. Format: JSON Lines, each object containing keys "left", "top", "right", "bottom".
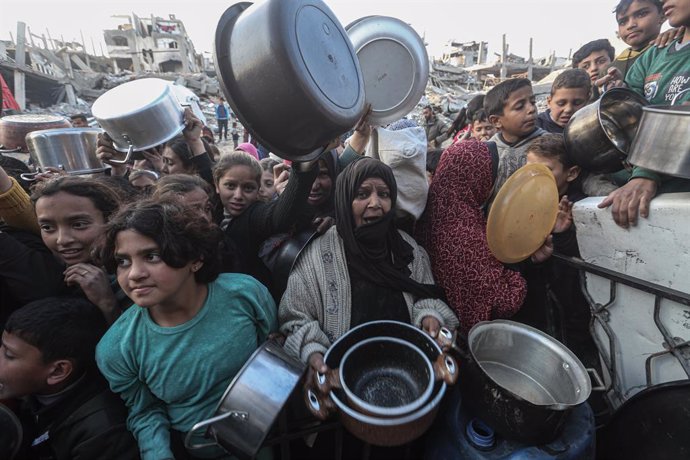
{"left": 91, "top": 78, "right": 185, "bottom": 165}
{"left": 20, "top": 128, "right": 105, "bottom": 181}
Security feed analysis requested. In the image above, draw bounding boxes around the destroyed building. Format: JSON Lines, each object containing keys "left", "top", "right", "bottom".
{"left": 104, "top": 14, "right": 202, "bottom": 74}
{"left": 441, "top": 40, "right": 488, "bottom": 68}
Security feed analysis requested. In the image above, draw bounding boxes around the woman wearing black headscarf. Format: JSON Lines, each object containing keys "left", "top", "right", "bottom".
{"left": 279, "top": 157, "right": 458, "bottom": 372}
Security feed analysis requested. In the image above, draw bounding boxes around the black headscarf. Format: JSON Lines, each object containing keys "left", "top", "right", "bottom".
{"left": 313, "top": 149, "right": 339, "bottom": 218}
{"left": 335, "top": 157, "right": 444, "bottom": 300}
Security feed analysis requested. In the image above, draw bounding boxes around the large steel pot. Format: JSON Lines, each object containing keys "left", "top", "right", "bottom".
{"left": 214, "top": 0, "right": 365, "bottom": 161}
{"left": 185, "top": 340, "right": 306, "bottom": 459}
{"left": 91, "top": 78, "right": 185, "bottom": 164}
{"left": 564, "top": 88, "right": 648, "bottom": 173}
{"left": 21, "top": 128, "right": 105, "bottom": 180}
{"left": 0, "top": 114, "right": 71, "bottom": 152}
{"left": 305, "top": 320, "right": 456, "bottom": 446}
{"left": 627, "top": 105, "right": 690, "bottom": 179}
{"left": 438, "top": 320, "right": 592, "bottom": 445}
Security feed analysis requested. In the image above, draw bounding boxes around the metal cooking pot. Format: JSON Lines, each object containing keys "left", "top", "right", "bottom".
{"left": 564, "top": 88, "right": 648, "bottom": 173}
{"left": 316, "top": 336, "right": 454, "bottom": 418}
{"left": 91, "top": 78, "right": 185, "bottom": 164}
{"left": 627, "top": 105, "right": 690, "bottom": 179}
{"left": 20, "top": 128, "right": 105, "bottom": 180}
{"left": 185, "top": 340, "right": 306, "bottom": 459}
{"left": 305, "top": 320, "right": 456, "bottom": 446}
{"left": 0, "top": 114, "right": 72, "bottom": 152}
{"left": 438, "top": 320, "right": 594, "bottom": 445}
{"left": 214, "top": 0, "right": 366, "bottom": 161}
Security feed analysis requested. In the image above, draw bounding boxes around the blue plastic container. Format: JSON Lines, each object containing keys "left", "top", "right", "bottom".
{"left": 424, "top": 386, "right": 595, "bottom": 460}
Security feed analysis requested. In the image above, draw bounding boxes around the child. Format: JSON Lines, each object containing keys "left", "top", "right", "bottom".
{"left": 599, "top": 0, "right": 690, "bottom": 227}
{"left": 469, "top": 109, "right": 497, "bottom": 141}
{"left": 572, "top": 39, "right": 616, "bottom": 85}
{"left": 520, "top": 134, "right": 598, "bottom": 366}
{"left": 611, "top": 0, "right": 666, "bottom": 78}
{"left": 1, "top": 297, "right": 138, "bottom": 459}
{"left": 537, "top": 69, "right": 592, "bottom": 133}
{"left": 484, "top": 78, "right": 546, "bottom": 203}
{"left": 96, "top": 200, "right": 277, "bottom": 460}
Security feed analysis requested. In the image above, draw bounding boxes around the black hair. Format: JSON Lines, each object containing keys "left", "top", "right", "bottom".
{"left": 449, "top": 94, "right": 485, "bottom": 138}
{"left": 5, "top": 297, "right": 107, "bottom": 372}
{"left": 259, "top": 157, "right": 279, "bottom": 174}
{"left": 471, "top": 109, "right": 490, "bottom": 123}
{"left": 152, "top": 173, "right": 212, "bottom": 199}
{"left": 614, "top": 0, "right": 663, "bottom": 15}
{"left": 527, "top": 133, "right": 575, "bottom": 168}
{"left": 165, "top": 136, "right": 197, "bottom": 173}
{"left": 551, "top": 69, "right": 592, "bottom": 95}
{"left": 572, "top": 39, "right": 616, "bottom": 68}
{"left": 31, "top": 176, "right": 121, "bottom": 221}
{"left": 100, "top": 199, "right": 222, "bottom": 283}
{"left": 69, "top": 114, "right": 88, "bottom": 122}
{"left": 484, "top": 78, "right": 532, "bottom": 117}
{"left": 0, "top": 155, "right": 31, "bottom": 193}
{"left": 426, "top": 148, "right": 444, "bottom": 174}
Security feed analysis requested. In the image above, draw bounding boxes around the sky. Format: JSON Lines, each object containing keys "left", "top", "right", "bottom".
{"left": 2, "top": 0, "right": 671, "bottom": 63}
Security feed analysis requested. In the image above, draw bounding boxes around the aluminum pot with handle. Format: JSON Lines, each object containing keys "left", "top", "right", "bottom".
{"left": 20, "top": 128, "right": 105, "bottom": 181}
{"left": 627, "top": 104, "right": 690, "bottom": 179}
{"left": 437, "top": 320, "right": 595, "bottom": 445}
{"left": 214, "top": 0, "right": 366, "bottom": 162}
{"left": 564, "top": 88, "right": 648, "bottom": 174}
{"left": 0, "top": 114, "right": 72, "bottom": 153}
{"left": 185, "top": 340, "right": 305, "bottom": 460}
{"left": 91, "top": 78, "right": 185, "bottom": 165}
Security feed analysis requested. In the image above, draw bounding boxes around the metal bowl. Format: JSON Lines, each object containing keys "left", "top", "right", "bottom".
{"left": 346, "top": 16, "right": 429, "bottom": 126}
{"left": 627, "top": 105, "right": 690, "bottom": 179}
{"left": 564, "top": 88, "right": 648, "bottom": 173}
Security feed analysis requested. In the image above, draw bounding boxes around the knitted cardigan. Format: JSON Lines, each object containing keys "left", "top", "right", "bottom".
{"left": 279, "top": 226, "right": 459, "bottom": 363}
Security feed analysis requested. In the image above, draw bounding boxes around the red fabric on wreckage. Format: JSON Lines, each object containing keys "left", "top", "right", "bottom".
{"left": 1, "top": 74, "right": 20, "bottom": 111}
{"left": 416, "top": 140, "right": 526, "bottom": 333}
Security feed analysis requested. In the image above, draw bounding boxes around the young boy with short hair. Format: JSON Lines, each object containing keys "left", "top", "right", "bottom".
{"left": 572, "top": 39, "right": 617, "bottom": 84}
{"left": 599, "top": 0, "right": 690, "bottom": 227}
{"left": 519, "top": 135, "right": 598, "bottom": 366}
{"left": 0, "top": 297, "right": 139, "bottom": 460}
{"left": 469, "top": 109, "right": 496, "bottom": 141}
{"left": 537, "top": 69, "right": 592, "bottom": 134}
{"left": 611, "top": 0, "right": 666, "bottom": 78}
{"left": 484, "top": 78, "right": 545, "bottom": 201}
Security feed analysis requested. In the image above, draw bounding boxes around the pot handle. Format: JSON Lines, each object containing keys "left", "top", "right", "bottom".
{"left": 304, "top": 369, "right": 336, "bottom": 421}
{"left": 184, "top": 410, "right": 250, "bottom": 450}
{"left": 587, "top": 367, "right": 607, "bottom": 392}
{"left": 437, "top": 327, "right": 472, "bottom": 361}
{"left": 107, "top": 144, "right": 134, "bottom": 165}
{"left": 19, "top": 171, "right": 40, "bottom": 182}
{"left": 433, "top": 352, "right": 459, "bottom": 386}
{"left": 0, "top": 147, "right": 22, "bottom": 154}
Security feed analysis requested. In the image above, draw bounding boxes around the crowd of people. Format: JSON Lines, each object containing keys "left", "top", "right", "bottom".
{"left": 0, "top": 0, "right": 689, "bottom": 458}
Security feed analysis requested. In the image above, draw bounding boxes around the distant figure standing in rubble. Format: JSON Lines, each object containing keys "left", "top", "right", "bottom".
{"left": 422, "top": 105, "right": 449, "bottom": 150}
{"left": 215, "top": 97, "right": 230, "bottom": 142}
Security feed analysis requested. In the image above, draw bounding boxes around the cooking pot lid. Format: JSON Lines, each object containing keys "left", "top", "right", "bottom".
{"left": 91, "top": 78, "right": 177, "bottom": 119}
{"left": 487, "top": 163, "right": 558, "bottom": 264}
{"left": 346, "top": 16, "right": 429, "bottom": 126}
{"left": 0, "top": 114, "right": 68, "bottom": 124}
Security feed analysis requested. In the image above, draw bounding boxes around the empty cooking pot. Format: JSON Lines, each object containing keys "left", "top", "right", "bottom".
{"left": 20, "top": 128, "right": 105, "bottom": 180}
{"left": 214, "top": 0, "right": 365, "bottom": 161}
{"left": 564, "top": 88, "right": 648, "bottom": 173}
{"left": 91, "top": 78, "right": 185, "bottom": 164}
{"left": 305, "top": 321, "right": 457, "bottom": 446}
{"left": 0, "top": 114, "right": 72, "bottom": 152}
{"left": 317, "top": 337, "right": 442, "bottom": 418}
{"left": 627, "top": 105, "right": 690, "bottom": 179}
{"left": 438, "top": 320, "right": 593, "bottom": 445}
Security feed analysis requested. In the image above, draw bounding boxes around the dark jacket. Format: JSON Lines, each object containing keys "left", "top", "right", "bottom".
{"left": 536, "top": 110, "right": 564, "bottom": 134}
{"left": 425, "top": 117, "right": 449, "bottom": 148}
{"left": 0, "top": 226, "right": 66, "bottom": 328}
{"left": 19, "top": 371, "right": 139, "bottom": 460}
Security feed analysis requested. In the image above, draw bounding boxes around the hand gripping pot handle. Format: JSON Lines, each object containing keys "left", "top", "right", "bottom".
{"left": 433, "top": 352, "right": 459, "bottom": 385}
{"left": 304, "top": 369, "right": 337, "bottom": 420}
